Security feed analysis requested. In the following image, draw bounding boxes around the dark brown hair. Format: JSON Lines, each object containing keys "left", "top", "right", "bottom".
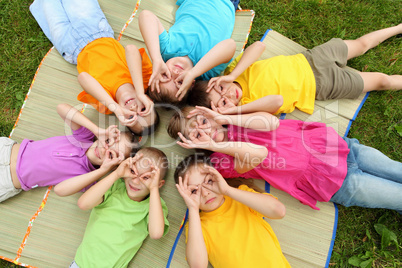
{"left": 187, "top": 80, "right": 211, "bottom": 108}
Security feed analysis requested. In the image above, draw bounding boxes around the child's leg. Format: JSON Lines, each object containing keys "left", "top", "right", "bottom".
{"left": 343, "top": 24, "right": 402, "bottom": 60}
{"left": 330, "top": 137, "right": 402, "bottom": 211}
{"left": 330, "top": 169, "right": 402, "bottom": 212}
{"left": 359, "top": 72, "right": 402, "bottom": 92}
{"left": 344, "top": 137, "right": 402, "bottom": 182}
{"left": 30, "top": 0, "right": 113, "bottom": 64}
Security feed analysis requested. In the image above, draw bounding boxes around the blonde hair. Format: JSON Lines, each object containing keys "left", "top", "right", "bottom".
{"left": 137, "top": 147, "right": 169, "bottom": 180}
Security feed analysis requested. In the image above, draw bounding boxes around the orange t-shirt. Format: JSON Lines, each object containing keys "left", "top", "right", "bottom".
{"left": 77, "top": 38, "right": 152, "bottom": 114}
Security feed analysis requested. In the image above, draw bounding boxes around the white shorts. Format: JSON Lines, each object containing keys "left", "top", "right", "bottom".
{"left": 0, "top": 137, "right": 22, "bottom": 202}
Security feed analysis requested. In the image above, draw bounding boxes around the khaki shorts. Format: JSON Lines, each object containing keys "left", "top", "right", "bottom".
{"left": 301, "top": 38, "right": 364, "bottom": 100}
{"left": 0, "top": 137, "right": 21, "bottom": 202}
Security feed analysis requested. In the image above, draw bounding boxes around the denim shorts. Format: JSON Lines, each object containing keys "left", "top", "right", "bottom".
{"left": 30, "top": 0, "right": 114, "bottom": 64}
{"left": 0, "top": 137, "right": 21, "bottom": 202}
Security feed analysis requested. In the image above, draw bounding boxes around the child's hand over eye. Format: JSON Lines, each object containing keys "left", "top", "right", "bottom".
{"left": 187, "top": 106, "right": 227, "bottom": 125}
{"left": 149, "top": 60, "right": 171, "bottom": 93}
{"left": 201, "top": 166, "right": 230, "bottom": 196}
{"left": 211, "top": 98, "right": 237, "bottom": 115}
{"left": 175, "top": 70, "right": 194, "bottom": 101}
{"left": 176, "top": 174, "right": 201, "bottom": 211}
{"left": 207, "top": 75, "right": 234, "bottom": 94}
{"left": 114, "top": 105, "right": 138, "bottom": 127}
{"left": 101, "top": 149, "right": 124, "bottom": 172}
{"left": 177, "top": 130, "right": 214, "bottom": 150}
{"left": 136, "top": 94, "right": 154, "bottom": 117}
{"left": 139, "top": 165, "right": 160, "bottom": 191}
{"left": 115, "top": 157, "right": 138, "bottom": 179}
{"left": 97, "top": 125, "right": 120, "bottom": 148}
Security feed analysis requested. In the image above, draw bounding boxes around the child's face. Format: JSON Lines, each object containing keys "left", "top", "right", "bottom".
{"left": 185, "top": 114, "right": 227, "bottom": 143}
{"left": 124, "top": 157, "right": 164, "bottom": 201}
{"left": 186, "top": 164, "right": 225, "bottom": 212}
{"left": 159, "top": 56, "right": 194, "bottom": 98}
{"left": 117, "top": 87, "right": 156, "bottom": 134}
{"left": 208, "top": 82, "right": 242, "bottom": 109}
{"left": 87, "top": 132, "right": 132, "bottom": 166}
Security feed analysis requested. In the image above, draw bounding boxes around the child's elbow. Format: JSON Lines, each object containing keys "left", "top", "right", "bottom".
{"left": 274, "top": 95, "right": 284, "bottom": 108}
{"left": 125, "top": 44, "right": 138, "bottom": 53}
{"left": 274, "top": 202, "right": 286, "bottom": 219}
{"left": 77, "top": 198, "right": 91, "bottom": 211}
{"left": 53, "top": 185, "right": 68, "bottom": 197}
{"left": 149, "top": 230, "right": 164, "bottom": 240}
{"left": 269, "top": 116, "right": 280, "bottom": 131}
{"left": 254, "top": 41, "right": 266, "bottom": 51}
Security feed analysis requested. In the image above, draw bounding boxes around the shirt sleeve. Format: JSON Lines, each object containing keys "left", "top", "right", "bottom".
{"left": 72, "top": 126, "right": 95, "bottom": 143}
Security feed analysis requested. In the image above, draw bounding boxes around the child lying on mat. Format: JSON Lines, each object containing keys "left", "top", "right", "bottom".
{"left": 168, "top": 106, "right": 402, "bottom": 212}
{"left": 188, "top": 24, "right": 402, "bottom": 115}
{"left": 68, "top": 147, "right": 169, "bottom": 268}
{"left": 30, "top": 0, "right": 157, "bottom": 135}
{"left": 0, "top": 103, "right": 136, "bottom": 202}
{"left": 174, "top": 154, "right": 290, "bottom": 268}
{"left": 138, "top": 0, "right": 236, "bottom": 105}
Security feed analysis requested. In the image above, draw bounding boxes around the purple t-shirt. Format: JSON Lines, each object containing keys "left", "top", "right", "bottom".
{"left": 16, "top": 127, "right": 96, "bottom": 191}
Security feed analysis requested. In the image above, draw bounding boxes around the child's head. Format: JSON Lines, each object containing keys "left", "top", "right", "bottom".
{"left": 124, "top": 147, "right": 169, "bottom": 201}
{"left": 87, "top": 131, "right": 138, "bottom": 167}
{"left": 116, "top": 86, "right": 160, "bottom": 136}
{"left": 188, "top": 80, "right": 242, "bottom": 110}
{"left": 174, "top": 154, "right": 224, "bottom": 212}
{"left": 146, "top": 56, "right": 194, "bottom": 107}
{"left": 175, "top": 154, "right": 264, "bottom": 212}
{"left": 167, "top": 106, "right": 227, "bottom": 143}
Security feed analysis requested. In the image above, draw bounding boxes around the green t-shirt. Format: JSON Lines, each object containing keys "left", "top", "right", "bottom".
{"left": 75, "top": 179, "right": 169, "bottom": 268}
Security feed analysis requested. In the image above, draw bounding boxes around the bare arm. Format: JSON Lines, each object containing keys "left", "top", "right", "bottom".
{"left": 207, "top": 41, "right": 266, "bottom": 94}
{"left": 176, "top": 39, "right": 237, "bottom": 100}
{"left": 202, "top": 166, "right": 286, "bottom": 219}
{"left": 226, "top": 41, "right": 266, "bottom": 80}
{"left": 229, "top": 95, "right": 284, "bottom": 114}
{"left": 226, "top": 187, "right": 286, "bottom": 219}
{"left": 57, "top": 103, "right": 99, "bottom": 132}
{"left": 54, "top": 150, "right": 122, "bottom": 197}
{"left": 77, "top": 170, "right": 119, "bottom": 210}
{"left": 140, "top": 166, "right": 166, "bottom": 240}
{"left": 125, "top": 44, "right": 154, "bottom": 116}
{"left": 176, "top": 176, "right": 208, "bottom": 268}
{"left": 77, "top": 72, "right": 137, "bottom": 126}
{"left": 138, "top": 10, "right": 165, "bottom": 65}
{"left": 77, "top": 72, "right": 119, "bottom": 111}
{"left": 138, "top": 10, "right": 171, "bottom": 92}
{"left": 77, "top": 158, "right": 135, "bottom": 210}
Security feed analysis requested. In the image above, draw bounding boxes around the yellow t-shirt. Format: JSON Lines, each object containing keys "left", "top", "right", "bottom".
{"left": 226, "top": 52, "right": 316, "bottom": 114}
{"left": 186, "top": 185, "right": 290, "bottom": 268}
{"left": 76, "top": 38, "right": 152, "bottom": 114}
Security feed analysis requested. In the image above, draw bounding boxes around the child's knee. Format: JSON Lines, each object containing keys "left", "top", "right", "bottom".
{"left": 376, "top": 74, "right": 392, "bottom": 90}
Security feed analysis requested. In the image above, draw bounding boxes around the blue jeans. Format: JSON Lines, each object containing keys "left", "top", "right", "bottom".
{"left": 30, "top": 0, "right": 114, "bottom": 64}
{"left": 330, "top": 137, "right": 402, "bottom": 212}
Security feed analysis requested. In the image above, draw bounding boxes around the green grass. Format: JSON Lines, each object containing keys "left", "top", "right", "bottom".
{"left": 0, "top": 0, "right": 401, "bottom": 267}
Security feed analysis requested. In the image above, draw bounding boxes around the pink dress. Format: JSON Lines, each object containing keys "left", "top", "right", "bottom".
{"left": 210, "top": 120, "right": 350, "bottom": 210}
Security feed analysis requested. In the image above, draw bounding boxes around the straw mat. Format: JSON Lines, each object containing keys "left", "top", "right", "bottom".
{"left": 0, "top": 0, "right": 254, "bottom": 267}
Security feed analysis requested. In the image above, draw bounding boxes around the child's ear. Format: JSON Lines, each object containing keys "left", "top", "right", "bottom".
{"left": 158, "top": 180, "right": 165, "bottom": 188}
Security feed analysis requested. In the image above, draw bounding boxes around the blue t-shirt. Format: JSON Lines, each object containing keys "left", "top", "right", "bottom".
{"left": 159, "top": 0, "right": 235, "bottom": 80}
